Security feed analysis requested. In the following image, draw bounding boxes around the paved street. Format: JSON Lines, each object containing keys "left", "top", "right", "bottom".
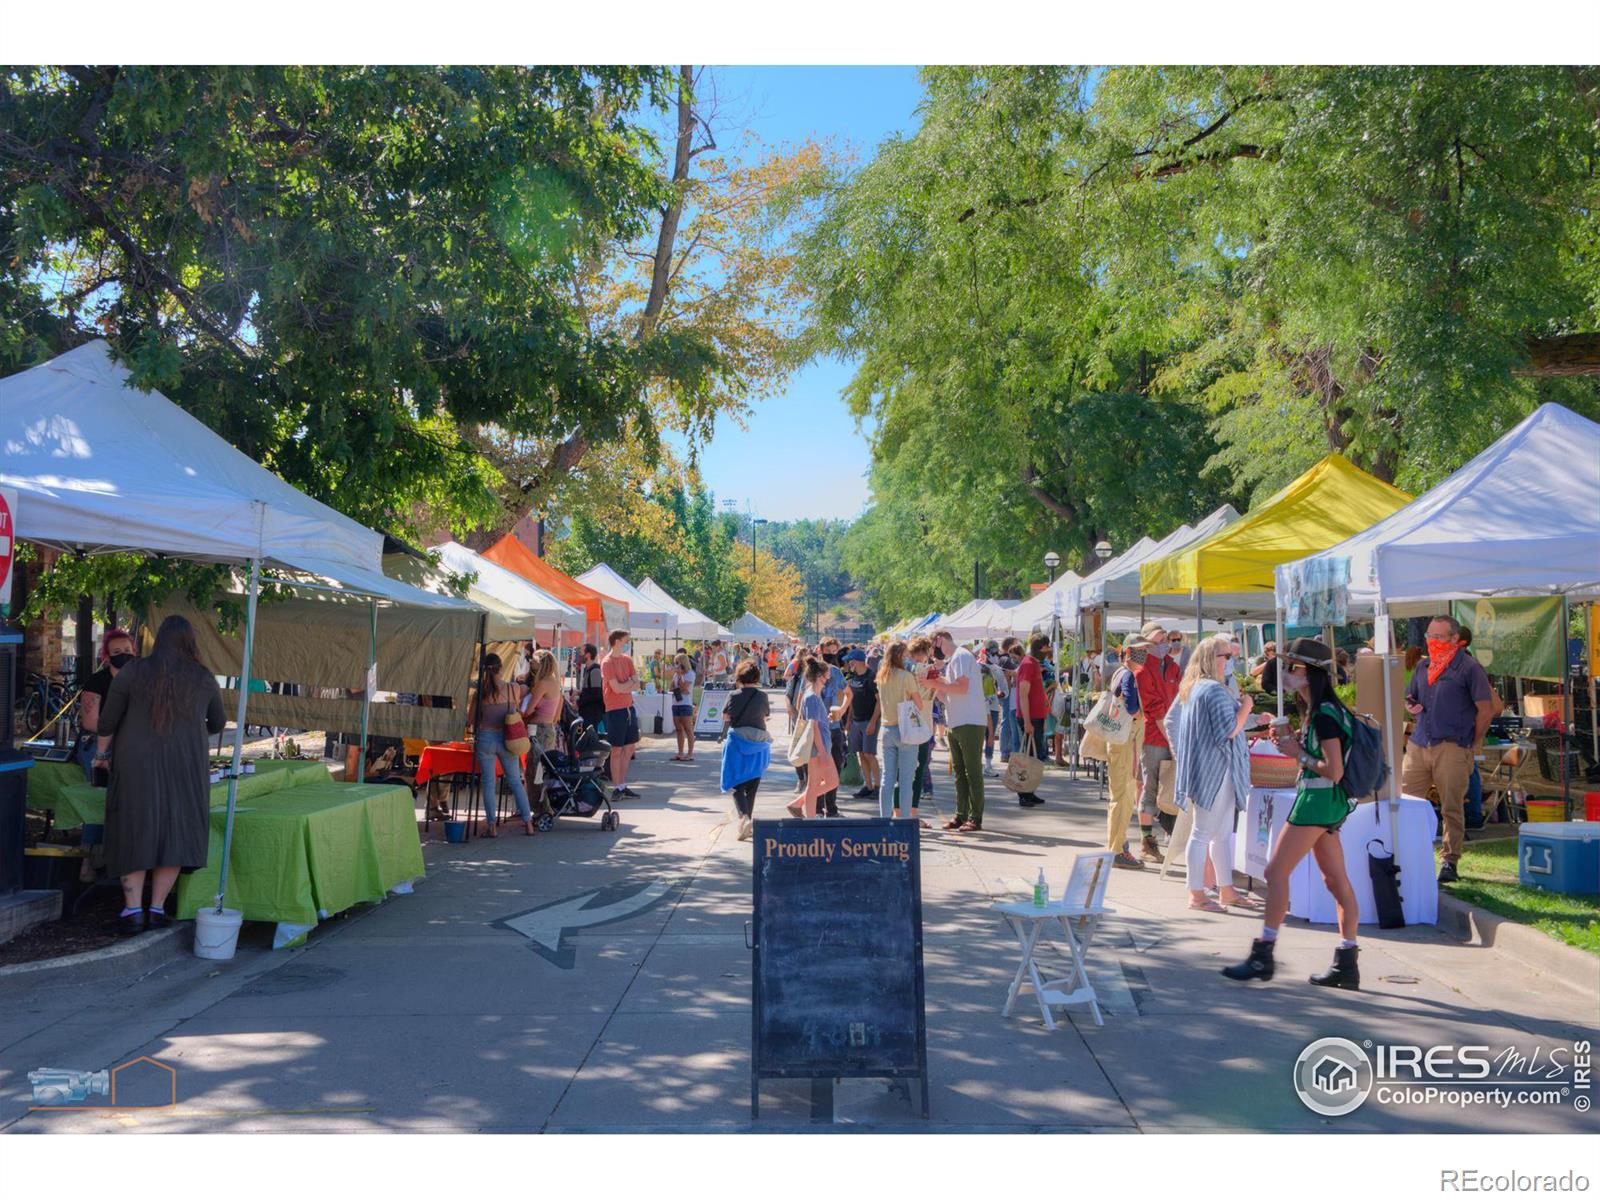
{"left": 3, "top": 701, "right": 1596, "bottom": 1134}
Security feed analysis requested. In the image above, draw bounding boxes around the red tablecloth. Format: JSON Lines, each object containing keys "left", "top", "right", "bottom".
{"left": 414, "top": 741, "right": 525, "bottom": 787}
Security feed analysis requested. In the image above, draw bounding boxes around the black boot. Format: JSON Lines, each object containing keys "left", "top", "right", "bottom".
{"left": 1309, "top": 945, "right": 1361, "bottom": 990}
{"left": 1221, "top": 938, "right": 1276, "bottom": 982}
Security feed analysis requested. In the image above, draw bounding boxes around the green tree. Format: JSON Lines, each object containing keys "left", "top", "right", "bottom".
{"left": 1, "top": 65, "right": 721, "bottom": 616}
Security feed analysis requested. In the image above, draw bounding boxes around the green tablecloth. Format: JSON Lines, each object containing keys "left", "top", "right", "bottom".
{"left": 46, "top": 758, "right": 330, "bottom": 828}
{"left": 25, "top": 758, "right": 87, "bottom": 820}
{"left": 176, "top": 779, "right": 424, "bottom": 928}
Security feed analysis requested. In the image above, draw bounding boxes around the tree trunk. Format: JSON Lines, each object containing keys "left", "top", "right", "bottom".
{"left": 1521, "top": 332, "right": 1600, "bottom": 376}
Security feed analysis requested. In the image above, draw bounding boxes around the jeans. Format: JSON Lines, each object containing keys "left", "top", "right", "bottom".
{"left": 1185, "top": 774, "right": 1239, "bottom": 891}
{"left": 948, "top": 723, "right": 986, "bottom": 826}
{"left": 1465, "top": 763, "right": 1484, "bottom": 827}
{"left": 880, "top": 725, "right": 917, "bottom": 818}
{"left": 476, "top": 728, "right": 532, "bottom": 826}
{"left": 1000, "top": 705, "right": 1021, "bottom": 760}
{"left": 914, "top": 737, "right": 933, "bottom": 805}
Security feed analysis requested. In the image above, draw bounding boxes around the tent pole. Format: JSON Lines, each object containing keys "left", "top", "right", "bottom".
{"left": 1588, "top": 604, "right": 1598, "bottom": 764}
{"left": 216, "top": 557, "right": 260, "bottom": 913}
{"left": 1561, "top": 593, "right": 1572, "bottom": 816}
{"left": 357, "top": 597, "right": 376, "bottom": 784}
{"left": 1275, "top": 604, "right": 1286, "bottom": 719}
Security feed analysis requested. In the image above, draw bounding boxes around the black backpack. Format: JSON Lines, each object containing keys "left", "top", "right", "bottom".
{"left": 1324, "top": 702, "right": 1390, "bottom": 802}
{"left": 578, "top": 662, "right": 605, "bottom": 713}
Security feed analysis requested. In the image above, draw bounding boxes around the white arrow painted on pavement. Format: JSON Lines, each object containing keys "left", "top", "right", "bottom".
{"left": 499, "top": 878, "right": 678, "bottom": 967}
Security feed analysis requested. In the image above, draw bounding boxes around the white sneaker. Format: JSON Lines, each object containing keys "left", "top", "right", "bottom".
{"left": 737, "top": 816, "right": 753, "bottom": 841}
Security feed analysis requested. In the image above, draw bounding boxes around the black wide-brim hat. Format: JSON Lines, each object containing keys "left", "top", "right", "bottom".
{"left": 1280, "top": 637, "right": 1333, "bottom": 671}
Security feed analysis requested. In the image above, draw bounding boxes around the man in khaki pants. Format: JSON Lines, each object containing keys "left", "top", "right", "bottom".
{"left": 1401, "top": 615, "right": 1495, "bottom": 884}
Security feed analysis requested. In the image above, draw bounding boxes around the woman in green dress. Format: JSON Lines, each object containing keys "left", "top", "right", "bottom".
{"left": 1222, "top": 637, "right": 1363, "bottom": 990}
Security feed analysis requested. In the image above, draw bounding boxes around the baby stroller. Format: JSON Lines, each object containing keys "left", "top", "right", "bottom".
{"left": 531, "top": 714, "right": 618, "bottom": 832}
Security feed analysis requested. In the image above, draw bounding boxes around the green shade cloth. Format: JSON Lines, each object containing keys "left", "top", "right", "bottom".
{"left": 26, "top": 759, "right": 87, "bottom": 821}
{"left": 176, "top": 779, "right": 424, "bottom": 927}
{"left": 45, "top": 758, "right": 329, "bottom": 829}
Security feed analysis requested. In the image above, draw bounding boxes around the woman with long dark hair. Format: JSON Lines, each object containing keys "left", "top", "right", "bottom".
{"left": 99, "top": 615, "right": 226, "bottom": 935}
{"left": 1222, "top": 638, "right": 1363, "bottom": 989}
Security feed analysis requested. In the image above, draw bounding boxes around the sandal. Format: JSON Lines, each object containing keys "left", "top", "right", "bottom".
{"left": 942, "top": 818, "right": 962, "bottom": 830}
{"left": 1226, "top": 894, "right": 1265, "bottom": 911}
{"left": 957, "top": 821, "right": 981, "bottom": 833}
{"left": 1188, "top": 898, "right": 1228, "bottom": 913}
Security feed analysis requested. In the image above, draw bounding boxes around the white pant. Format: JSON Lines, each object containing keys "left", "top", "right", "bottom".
{"left": 1185, "top": 774, "right": 1238, "bottom": 892}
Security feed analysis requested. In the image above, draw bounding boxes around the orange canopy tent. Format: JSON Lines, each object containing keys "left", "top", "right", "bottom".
{"left": 482, "top": 534, "right": 627, "bottom": 646}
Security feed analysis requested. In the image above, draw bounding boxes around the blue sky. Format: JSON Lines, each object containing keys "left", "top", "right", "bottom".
{"left": 674, "top": 66, "right": 925, "bottom": 522}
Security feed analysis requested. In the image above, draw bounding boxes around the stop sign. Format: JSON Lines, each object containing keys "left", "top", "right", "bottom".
{"left": 0, "top": 488, "right": 14, "bottom": 609}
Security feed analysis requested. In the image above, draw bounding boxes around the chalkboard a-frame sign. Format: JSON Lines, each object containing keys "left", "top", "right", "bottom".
{"left": 750, "top": 817, "right": 929, "bottom": 1119}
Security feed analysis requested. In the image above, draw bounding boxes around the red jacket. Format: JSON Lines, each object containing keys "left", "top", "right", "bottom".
{"left": 1133, "top": 655, "right": 1180, "bottom": 748}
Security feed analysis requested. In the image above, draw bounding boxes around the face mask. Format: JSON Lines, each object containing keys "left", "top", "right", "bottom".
{"left": 109, "top": 653, "right": 134, "bottom": 669}
{"left": 1282, "top": 668, "right": 1307, "bottom": 690}
{"left": 1152, "top": 642, "right": 1169, "bottom": 658}
{"left": 1128, "top": 648, "right": 1149, "bottom": 666}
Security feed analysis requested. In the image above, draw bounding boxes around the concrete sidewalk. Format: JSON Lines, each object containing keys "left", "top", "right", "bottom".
{"left": 2, "top": 701, "right": 1595, "bottom": 1133}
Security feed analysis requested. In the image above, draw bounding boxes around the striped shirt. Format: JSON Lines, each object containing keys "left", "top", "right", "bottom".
{"left": 1165, "top": 678, "right": 1250, "bottom": 812}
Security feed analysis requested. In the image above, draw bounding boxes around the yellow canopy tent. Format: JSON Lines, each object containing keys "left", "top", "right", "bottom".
{"left": 1139, "top": 454, "right": 1412, "bottom": 596}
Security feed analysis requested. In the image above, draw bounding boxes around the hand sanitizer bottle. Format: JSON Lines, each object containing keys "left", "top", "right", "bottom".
{"left": 1033, "top": 868, "right": 1047, "bottom": 907}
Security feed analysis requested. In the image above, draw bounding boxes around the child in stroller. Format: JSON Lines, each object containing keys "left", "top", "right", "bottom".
{"left": 531, "top": 706, "right": 618, "bottom": 832}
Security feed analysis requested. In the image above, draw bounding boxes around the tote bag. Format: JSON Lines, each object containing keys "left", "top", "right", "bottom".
{"left": 1083, "top": 669, "right": 1135, "bottom": 745}
{"left": 897, "top": 698, "right": 933, "bottom": 745}
{"left": 1002, "top": 734, "right": 1046, "bottom": 794}
{"left": 502, "top": 710, "right": 532, "bottom": 757}
{"left": 786, "top": 716, "right": 818, "bottom": 767}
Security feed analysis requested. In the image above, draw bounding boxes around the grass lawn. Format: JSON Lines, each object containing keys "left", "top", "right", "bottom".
{"left": 1451, "top": 835, "right": 1600, "bottom": 957}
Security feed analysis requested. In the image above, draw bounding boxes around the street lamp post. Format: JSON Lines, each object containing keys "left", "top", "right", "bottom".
{"left": 1044, "top": 550, "right": 1061, "bottom": 584}
{"left": 1094, "top": 540, "right": 1114, "bottom": 562}
{"left": 751, "top": 516, "right": 768, "bottom": 578}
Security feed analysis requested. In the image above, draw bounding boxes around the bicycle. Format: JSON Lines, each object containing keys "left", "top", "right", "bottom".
{"left": 16, "top": 669, "right": 81, "bottom": 743}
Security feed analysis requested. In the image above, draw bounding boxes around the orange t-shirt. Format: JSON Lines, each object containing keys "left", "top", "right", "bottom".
{"left": 601, "top": 651, "right": 636, "bottom": 712}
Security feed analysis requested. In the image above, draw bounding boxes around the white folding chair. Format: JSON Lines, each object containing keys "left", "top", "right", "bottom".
{"left": 994, "top": 851, "right": 1116, "bottom": 1029}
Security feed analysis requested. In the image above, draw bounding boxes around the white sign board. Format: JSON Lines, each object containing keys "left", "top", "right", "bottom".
{"left": 0, "top": 487, "right": 15, "bottom": 609}
{"left": 695, "top": 686, "right": 732, "bottom": 740}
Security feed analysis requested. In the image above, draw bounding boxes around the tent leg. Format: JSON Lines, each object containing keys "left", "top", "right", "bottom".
{"left": 1561, "top": 594, "right": 1571, "bottom": 816}
{"left": 358, "top": 598, "right": 376, "bottom": 784}
{"left": 1589, "top": 603, "right": 1598, "bottom": 764}
{"left": 1275, "top": 605, "right": 1286, "bottom": 718}
{"left": 1196, "top": 589, "right": 1204, "bottom": 647}
{"left": 216, "top": 557, "right": 260, "bottom": 912}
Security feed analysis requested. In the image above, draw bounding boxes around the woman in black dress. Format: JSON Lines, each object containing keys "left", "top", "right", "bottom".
{"left": 100, "top": 615, "right": 226, "bottom": 934}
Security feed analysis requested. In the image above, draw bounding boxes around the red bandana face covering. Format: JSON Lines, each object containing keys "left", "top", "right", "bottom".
{"left": 1426, "top": 638, "right": 1460, "bottom": 685}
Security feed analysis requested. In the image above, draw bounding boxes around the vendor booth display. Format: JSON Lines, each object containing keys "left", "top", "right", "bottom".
{"left": 482, "top": 534, "right": 628, "bottom": 643}
{"left": 1, "top": 340, "right": 462, "bottom": 932}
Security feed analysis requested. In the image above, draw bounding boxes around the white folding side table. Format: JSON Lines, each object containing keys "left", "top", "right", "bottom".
{"left": 994, "top": 899, "right": 1115, "bottom": 1030}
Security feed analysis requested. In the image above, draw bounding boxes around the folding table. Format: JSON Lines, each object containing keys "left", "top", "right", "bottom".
{"left": 994, "top": 851, "right": 1115, "bottom": 1030}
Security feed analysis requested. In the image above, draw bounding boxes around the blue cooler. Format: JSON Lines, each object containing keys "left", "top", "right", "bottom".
{"left": 1518, "top": 822, "right": 1600, "bottom": 895}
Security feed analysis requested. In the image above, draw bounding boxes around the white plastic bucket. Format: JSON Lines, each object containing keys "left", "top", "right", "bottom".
{"left": 193, "top": 907, "right": 244, "bottom": 960}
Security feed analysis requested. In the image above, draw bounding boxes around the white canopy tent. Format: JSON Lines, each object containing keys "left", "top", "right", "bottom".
{"left": 429, "top": 541, "right": 581, "bottom": 631}
{"left": 576, "top": 564, "right": 677, "bottom": 634}
{"left": 940, "top": 598, "right": 1017, "bottom": 641}
{"left": 1276, "top": 403, "right": 1600, "bottom": 615}
{"left": 384, "top": 552, "right": 541, "bottom": 643}
{"left": 1080, "top": 506, "right": 1248, "bottom": 618}
{"left": 0, "top": 340, "right": 480, "bottom": 913}
{"left": 636, "top": 577, "right": 731, "bottom": 640}
{"left": 1006, "top": 571, "right": 1084, "bottom": 634}
{"left": 730, "top": 611, "right": 787, "bottom": 640}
